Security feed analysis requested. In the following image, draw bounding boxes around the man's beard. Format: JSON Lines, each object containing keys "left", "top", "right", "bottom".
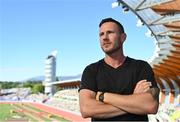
{"left": 102, "top": 41, "right": 121, "bottom": 55}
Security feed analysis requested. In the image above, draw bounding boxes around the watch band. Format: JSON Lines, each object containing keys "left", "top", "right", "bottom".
{"left": 99, "top": 92, "right": 105, "bottom": 102}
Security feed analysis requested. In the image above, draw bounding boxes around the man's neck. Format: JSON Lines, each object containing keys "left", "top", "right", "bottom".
{"left": 104, "top": 52, "right": 126, "bottom": 68}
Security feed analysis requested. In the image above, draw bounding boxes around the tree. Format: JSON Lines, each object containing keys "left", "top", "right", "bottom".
{"left": 22, "top": 81, "right": 33, "bottom": 88}
{"left": 0, "top": 84, "right": 2, "bottom": 94}
{"left": 32, "top": 83, "right": 44, "bottom": 94}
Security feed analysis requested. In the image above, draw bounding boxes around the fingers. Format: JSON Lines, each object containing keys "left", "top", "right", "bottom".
{"left": 96, "top": 91, "right": 102, "bottom": 101}
{"left": 136, "top": 79, "right": 147, "bottom": 85}
{"left": 134, "top": 79, "right": 152, "bottom": 94}
{"left": 143, "top": 82, "right": 152, "bottom": 91}
{"left": 134, "top": 79, "right": 147, "bottom": 93}
{"left": 142, "top": 83, "right": 151, "bottom": 92}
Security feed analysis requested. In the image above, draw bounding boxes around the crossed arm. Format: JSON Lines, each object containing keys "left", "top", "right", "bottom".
{"left": 79, "top": 89, "right": 126, "bottom": 118}
{"left": 79, "top": 80, "right": 159, "bottom": 118}
{"left": 96, "top": 87, "right": 159, "bottom": 115}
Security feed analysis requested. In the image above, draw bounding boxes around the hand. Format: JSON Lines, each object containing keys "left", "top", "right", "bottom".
{"left": 96, "top": 91, "right": 102, "bottom": 101}
{"left": 133, "top": 79, "right": 152, "bottom": 94}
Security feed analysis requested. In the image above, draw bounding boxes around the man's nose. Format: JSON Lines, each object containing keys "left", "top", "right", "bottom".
{"left": 102, "top": 33, "right": 108, "bottom": 40}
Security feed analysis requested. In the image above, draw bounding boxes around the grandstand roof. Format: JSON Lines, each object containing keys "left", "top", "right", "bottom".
{"left": 114, "top": 0, "right": 180, "bottom": 90}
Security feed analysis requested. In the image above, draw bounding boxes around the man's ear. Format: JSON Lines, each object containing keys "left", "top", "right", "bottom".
{"left": 121, "top": 33, "right": 126, "bottom": 43}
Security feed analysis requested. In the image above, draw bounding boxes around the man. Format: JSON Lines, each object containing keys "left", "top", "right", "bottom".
{"left": 79, "top": 18, "right": 159, "bottom": 121}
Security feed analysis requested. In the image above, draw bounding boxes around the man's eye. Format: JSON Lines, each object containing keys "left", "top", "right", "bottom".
{"left": 99, "top": 33, "right": 103, "bottom": 36}
{"left": 107, "top": 31, "right": 113, "bottom": 34}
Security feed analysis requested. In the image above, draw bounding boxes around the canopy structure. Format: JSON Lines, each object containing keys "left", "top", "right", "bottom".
{"left": 113, "top": 0, "right": 180, "bottom": 105}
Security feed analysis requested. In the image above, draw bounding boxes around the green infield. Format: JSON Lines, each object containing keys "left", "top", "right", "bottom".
{"left": 0, "top": 103, "right": 69, "bottom": 122}
{"left": 0, "top": 103, "right": 28, "bottom": 121}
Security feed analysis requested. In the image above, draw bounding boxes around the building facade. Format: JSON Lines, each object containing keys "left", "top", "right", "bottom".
{"left": 44, "top": 51, "right": 57, "bottom": 95}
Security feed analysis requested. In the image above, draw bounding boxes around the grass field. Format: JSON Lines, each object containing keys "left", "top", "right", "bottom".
{"left": 0, "top": 103, "right": 69, "bottom": 122}
{"left": 0, "top": 104, "right": 16, "bottom": 121}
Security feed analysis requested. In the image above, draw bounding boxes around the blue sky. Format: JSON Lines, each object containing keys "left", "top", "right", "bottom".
{"left": 0, "top": 0, "right": 156, "bottom": 81}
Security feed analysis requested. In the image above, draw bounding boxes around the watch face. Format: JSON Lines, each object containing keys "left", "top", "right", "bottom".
{"left": 99, "top": 93, "right": 104, "bottom": 102}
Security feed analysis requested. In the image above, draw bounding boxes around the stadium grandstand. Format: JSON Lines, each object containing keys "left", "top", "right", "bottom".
{"left": 2, "top": 0, "right": 179, "bottom": 122}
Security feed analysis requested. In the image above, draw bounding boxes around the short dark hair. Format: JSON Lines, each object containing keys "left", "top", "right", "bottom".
{"left": 99, "top": 18, "right": 124, "bottom": 33}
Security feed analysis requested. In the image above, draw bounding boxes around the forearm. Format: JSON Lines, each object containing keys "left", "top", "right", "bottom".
{"left": 104, "top": 92, "right": 158, "bottom": 115}
{"left": 79, "top": 89, "right": 127, "bottom": 119}
{"left": 80, "top": 98, "right": 126, "bottom": 118}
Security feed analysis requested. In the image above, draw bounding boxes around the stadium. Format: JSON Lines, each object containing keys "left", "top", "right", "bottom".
{"left": 0, "top": 0, "right": 179, "bottom": 121}
{"left": 44, "top": 0, "right": 180, "bottom": 121}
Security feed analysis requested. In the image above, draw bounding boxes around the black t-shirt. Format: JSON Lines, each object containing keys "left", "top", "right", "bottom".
{"left": 79, "top": 57, "right": 158, "bottom": 121}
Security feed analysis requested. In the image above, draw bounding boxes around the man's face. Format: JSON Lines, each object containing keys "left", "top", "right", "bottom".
{"left": 99, "top": 22, "right": 123, "bottom": 55}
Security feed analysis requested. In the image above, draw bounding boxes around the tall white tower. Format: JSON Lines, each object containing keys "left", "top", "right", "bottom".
{"left": 44, "top": 50, "right": 57, "bottom": 95}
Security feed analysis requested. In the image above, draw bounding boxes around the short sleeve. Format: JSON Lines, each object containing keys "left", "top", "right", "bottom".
{"left": 78, "top": 64, "right": 98, "bottom": 92}
{"left": 137, "top": 61, "right": 158, "bottom": 88}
